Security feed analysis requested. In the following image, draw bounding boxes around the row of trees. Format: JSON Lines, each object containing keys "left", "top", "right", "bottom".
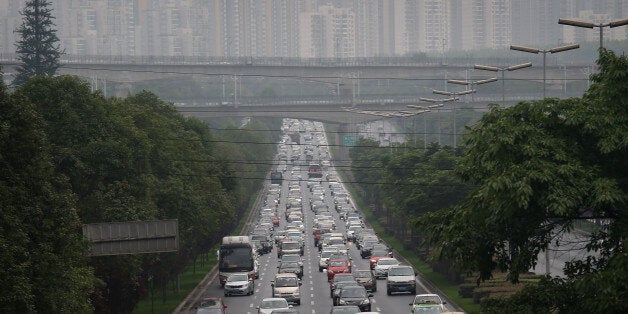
{"left": 349, "top": 49, "right": 626, "bottom": 312}
{"left": 0, "top": 74, "right": 279, "bottom": 313}
{"left": 2, "top": 2, "right": 282, "bottom": 312}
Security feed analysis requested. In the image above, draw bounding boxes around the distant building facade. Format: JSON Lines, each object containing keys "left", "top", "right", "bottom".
{"left": 0, "top": 0, "right": 625, "bottom": 58}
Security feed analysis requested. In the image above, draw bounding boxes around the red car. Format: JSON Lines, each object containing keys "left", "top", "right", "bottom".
{"left": 369, "top": 249, "right": 392, "bottom": 269}
{"left": 326, "top": 259, "right": 351, "bottom": 281}
{"left": 271, "top": 214, "right": 280, "bottom": 227}
{"left": 313, "top": 227, "right": 331, "bottom": 246}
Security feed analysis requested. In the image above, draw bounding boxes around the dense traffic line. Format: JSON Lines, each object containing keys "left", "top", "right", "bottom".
{"left": 191, "top": 118, "right": 460, "bottom": 314}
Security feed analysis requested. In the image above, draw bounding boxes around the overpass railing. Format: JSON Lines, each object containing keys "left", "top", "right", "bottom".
{"left": 2, "top": 53, "right": 569, "bottom": 68}
{"left": 167, "top": 92, "right": 567, "bottom": 108}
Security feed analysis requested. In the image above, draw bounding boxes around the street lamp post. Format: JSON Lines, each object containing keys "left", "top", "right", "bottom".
{"left": 474, "top": 63, "right": 533, "bottom": 102}
{"left": 407, "top": 105, "right": 431, "bottom": 149}
{"left": 510, "top": 44, "right": 579, "bottom": 99}
{"left": 421, "top": 96, "right": 459, "bottom": 147}
{"left": 434, "top": 87, "right": 482, "bottom": 149}
{"left": 559, "top": 18, "right": 628, "bottom": 49}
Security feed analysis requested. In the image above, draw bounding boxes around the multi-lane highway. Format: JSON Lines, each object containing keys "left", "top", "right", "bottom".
{"left": 184, "top": 118, "right": 460, "bottom": 314}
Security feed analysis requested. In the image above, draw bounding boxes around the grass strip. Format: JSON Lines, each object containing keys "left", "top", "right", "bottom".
{"left": 133, "top": 249, "right": 218, "bottom": 314}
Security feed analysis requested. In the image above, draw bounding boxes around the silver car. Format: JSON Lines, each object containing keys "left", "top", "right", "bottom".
{"left": 224, "top": 272, "right": 254, "bottom": 296}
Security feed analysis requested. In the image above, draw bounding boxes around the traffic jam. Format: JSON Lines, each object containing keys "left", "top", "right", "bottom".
{"left": 197, "top": 119, "right": 454, "bottom": 314}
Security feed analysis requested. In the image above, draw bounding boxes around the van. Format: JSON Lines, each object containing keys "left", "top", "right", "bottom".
{"left": 272, "top": 273, "right": 301, "bottom": 305}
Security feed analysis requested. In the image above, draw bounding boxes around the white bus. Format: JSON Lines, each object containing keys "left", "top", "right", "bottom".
{"left": 218, "top": 236, "right": 257, "bottom": 286}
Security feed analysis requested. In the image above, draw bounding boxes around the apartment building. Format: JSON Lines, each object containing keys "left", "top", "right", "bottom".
{"left": 0, "top": 0, "right": 624, "bottom": 58}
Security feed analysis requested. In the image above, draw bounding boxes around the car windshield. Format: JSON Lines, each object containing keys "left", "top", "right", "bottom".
{"left": 329, "top": 253, "right": 348, "bottom": 260}
{"left": 198, "top": 299, "right": 220, "bottom": 308}
{"left": 282, "top": 255, "right": 300, "bottom": 262}
{"left": 331, "top": 307, "right": 361, "bottom": 314}
{"left": 378, "top": 259, "right": 398, "bottom": 265}
{"left": 340, "top": 287, "right": 366, "bottom": 298}
{"left": 333, "top": 275, "right": 355, "bottom": 282}
{"left": 329, "top": 260, "right": 347, "bottom": 267}
{"left": 261, "top": 299, "right": 288, "bottom": 308}
{"left": 228, "top": 274, "right": 248, "bottom": 282}
{"left": 414, "top": 295, "right": 442, "bottom": 305}
{"left": 280, "top": 262, "right": 299, "bottom": 269}
{"left": 371, "top": 250, "right": 388, "bottom": 257}
{"left": 196, "top": 309, "right": 224, "bottom": 314}
{"left": 321, "top": 250, "right": 338, "bottom": 258}
{"left": 413, "top": 307, "right": 443, "bottom": 314}
{"left": 389, "top": 267, "right": 414, "bottom": 276}
{"left": 283, "top": 242, "right": 299, "bottom": 249}
{"left": 354, "top": 270, "right": 371, "bottom": 278}
{"left": 275, "top": 277, "right": 298, "bottom": 287}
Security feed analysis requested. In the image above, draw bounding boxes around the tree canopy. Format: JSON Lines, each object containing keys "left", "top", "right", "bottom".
{"left": 1, "top": 74, "right": 280, "bottom": 312}
{"left": 13, "top": 0, "right": 62, "bottom": 87}
{"left": 417, "top": 48, "right": 627, "bottom": 312}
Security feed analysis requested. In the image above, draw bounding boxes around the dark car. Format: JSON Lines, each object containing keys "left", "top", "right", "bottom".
{"left": 329, "top": 273, "right": 356, "bottom": 298}
{"left": 251, "top": 234, "right": 273, "bottom": 254}
{"left": 332, "top": 281, "right": 361, "bottom": 305}
{"left": 360, "top": 240, "right": 380, "bottom": 258}
{"left": 353, "top": 269, "right": 377, "bottom": 292}
{"left": 336, "top": 286, "right": 372, "bottom": 311}
{"left": 278, "top": 261, "right": 303, "bottom": 279}
{"left": 280, "top": 254, "right": 304, "bottom": 272}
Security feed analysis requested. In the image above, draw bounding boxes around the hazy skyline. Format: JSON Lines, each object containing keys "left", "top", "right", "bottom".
{"left": 0, "top": 0, "right": 626, "bottom": 58}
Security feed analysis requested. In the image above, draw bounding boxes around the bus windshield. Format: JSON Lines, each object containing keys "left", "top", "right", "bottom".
{"left": 219, "top": 247, "right": 254, "bottom": 272}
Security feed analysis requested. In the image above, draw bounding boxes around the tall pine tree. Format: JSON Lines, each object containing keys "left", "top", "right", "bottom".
{"left": 13, "top": 0, "right": 63, "bottom": 87}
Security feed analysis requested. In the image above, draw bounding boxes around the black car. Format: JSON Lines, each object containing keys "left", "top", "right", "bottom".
{"left": 359, "top": 240, "right": 379, "bottom": 258}
{"left": 332, "top": 281, "right": 361, "bottom": 305}
{"left": 278, "top": 261, "right": 303, "bottom": 279}
{"left": 336, "top": 286, "right": 372, "bottom": 312}
{"left": 353, "top": 269, "right": 377, "bottom": 292}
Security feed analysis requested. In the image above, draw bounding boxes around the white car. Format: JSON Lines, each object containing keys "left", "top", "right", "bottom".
{"left": 410, "top": 293, "right": 446, "bottom": 313}
{"left": 373, "top": 257, "right": 400, "bottom": 278}
{"left": 319, "top": 248, "right": 340, "bottom": 271}
{"left": 256, "top": 297, "right": 292, "bottom": 314}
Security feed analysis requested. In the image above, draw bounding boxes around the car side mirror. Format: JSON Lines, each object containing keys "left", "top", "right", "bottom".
{"left": 299, "top": 282, "right": 302, "bottom": 286}
{"left": 368, "top": 293, "right": 374, "bottom": 297}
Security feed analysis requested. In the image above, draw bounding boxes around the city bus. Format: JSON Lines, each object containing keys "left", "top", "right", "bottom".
{"left": 218, "top": 236, "right": 257, "bottom": 286}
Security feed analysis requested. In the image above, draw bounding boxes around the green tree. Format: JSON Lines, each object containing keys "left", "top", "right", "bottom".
{"left": 0, "top": 80, "right": 93, "bottom": 313}
{"left": 13, "top": 0, "right": 62, "bottom": 87}
{"left": 417, "top": 49, "right": 627, "bottom": 310}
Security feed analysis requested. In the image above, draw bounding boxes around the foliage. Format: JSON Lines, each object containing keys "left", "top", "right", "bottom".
{"left": 416, "top": 48, "right": 627, "bottom": 311}
{"left": 3, "top": 75, "right": 279, "bottom": 313}
{"left": 0, "top": 79, "right": 93, "bottom": 313}
{"left": 349, "top": 139, "right": 468, "bottom": 251}
{"left": 13, "top": 0, "right": 63, "bottom": 87}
